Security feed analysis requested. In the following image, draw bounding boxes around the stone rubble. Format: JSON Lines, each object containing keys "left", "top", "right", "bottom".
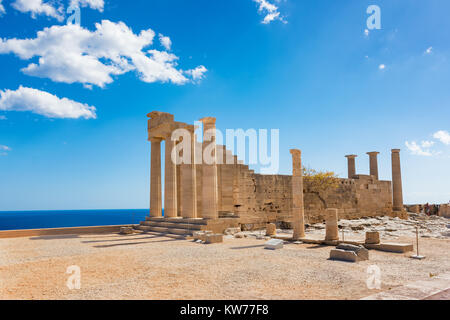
{"left": 234, "top": 213, "right": 449, "bottom": 240}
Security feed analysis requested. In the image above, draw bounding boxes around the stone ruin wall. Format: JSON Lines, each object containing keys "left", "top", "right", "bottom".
{"left": 232, "top": 171, "right": 393, "bottom": 225}
{"left": 175, "top": 145, "right": 394, "bottom": 226}
{"left": 439, "top": 204, "right": 450, "bottom": 218}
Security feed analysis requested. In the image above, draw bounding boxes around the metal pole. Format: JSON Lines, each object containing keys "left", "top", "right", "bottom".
{"left": 416, "top": 225, "right": 419, "bottom": 256}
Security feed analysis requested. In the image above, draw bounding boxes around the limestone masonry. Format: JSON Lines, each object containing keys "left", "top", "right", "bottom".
{"left": 140, "top": 111, "right": 405, "bottom": 235}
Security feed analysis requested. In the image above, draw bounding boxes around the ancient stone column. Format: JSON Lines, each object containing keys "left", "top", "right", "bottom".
{"left": 325, "top": 208, "right": 339, "bottom": 241}
{"left": 290, "top": 149, "right": 305, "bottom": 240}
{"left": 150, "top": 138, "right": 163, "bottom": 217}
{"left": 164, "top": 134, "right": 178, "bottom": 218}
{"left": 345, "top": 155, "right": 357, "bottom": 179}
{"left": 180, "top": 126, "right": 198, "bottom": 219}
{"left": 391, "top": 149, "right": 404, "bottom": 211}
{"left": 200, "top": 117, "right": 219, "bottom": 220}
{"left": 367, "top": 151, "right": 380, "bottom": 179}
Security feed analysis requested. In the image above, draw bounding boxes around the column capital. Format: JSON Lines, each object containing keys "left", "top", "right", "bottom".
{"left": 345, "top": 154, "right": 358, "bottom": 159}
{"left": 391, "top": 149, "right": 401, "bottom": 154}
{"left": 149, "top": 137, "right": 163, "bottom": 143}
{"left": 199, "top": 117, "right": 216, "bottom": 125}
{"left": 290, "top": 149, "right": 301, "bottom": 156}
{"left": 367, "top": 151, "right": 380, "bottom": 156}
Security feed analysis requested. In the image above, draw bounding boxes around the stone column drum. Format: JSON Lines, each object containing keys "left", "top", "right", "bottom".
{"left": 150, "top": 138, "right": 163, "bottom": 217}
{"left": 325, "top": 208, "right": 339, "bottom": 241}
{"left": 367, "top": 151, "right": 380, "bottom": 180}
{"left": 345, "top": 155, "right": 357, "bottom": 179}
{"left": 391, "top": 149, "right": 404, "bottom": 211}
{"left": 290, "top": 149, "right": 305, "bottom": 240}
{"left": 180, "top": 126, "right": 198, "bottom": 218}
{"left": 200, "top": 117, "right": 219, "bottom": 220}
{"left": 164, "top": 135, "right": 178, "bottom": 218}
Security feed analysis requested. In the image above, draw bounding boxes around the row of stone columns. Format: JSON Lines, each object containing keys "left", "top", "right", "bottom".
{"left": 345, "top": 149, "right": 404, "bottom": 211}
{"left": 345, "top": 152, "right": 380, "bottom": 180}
{"left": 149, "top": 118, "right": 219, "bottom": 220}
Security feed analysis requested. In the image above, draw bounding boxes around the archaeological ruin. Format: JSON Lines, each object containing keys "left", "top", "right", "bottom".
{"left": 138, "top": 111, "right": 407, "bottom": 236}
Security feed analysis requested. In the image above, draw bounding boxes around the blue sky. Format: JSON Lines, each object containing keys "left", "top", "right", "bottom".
{"left": 0, "top": 0, "right": 449, "bottom": 211}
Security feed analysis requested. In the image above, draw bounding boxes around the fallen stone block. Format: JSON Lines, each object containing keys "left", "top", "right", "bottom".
{"left": 264, "top": 239, "right": 284, "bottom": 250}
{"left": 266, "top": 223, "right": 276, "bottom": 236}
{"left": 234, "top": 232, "right": 245, "bottom": 238}
{"left": 365, "top": 231, "right": 380, "bottom": 244}
{"left": 205, "top": 234, "right": 223, "bottom": 244}
{"left": 336, "top": 243, "right": 369, "bottom": 261}
{"left": 119, "top": 227, "right": 134, "bottom": 235}
{"left": 224, "top": 227, "right": 241, "bottom": 235}
{"left": 193, "top": 231, "right": 210, "bottom": 242}
{"left": 365, "top": 242, "right": 413, "bottom": 253}
{"left": 329, "top": 249, "right": 358, "bottom": 262}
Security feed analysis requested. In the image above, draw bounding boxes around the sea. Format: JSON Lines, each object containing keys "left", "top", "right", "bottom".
{"left": 0, "top": 209, "right": 152, "bottom": 231}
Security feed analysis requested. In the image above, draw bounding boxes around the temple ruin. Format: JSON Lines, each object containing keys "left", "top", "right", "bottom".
{"left": 138, "top": 111, "right": 406, "bottom": 236}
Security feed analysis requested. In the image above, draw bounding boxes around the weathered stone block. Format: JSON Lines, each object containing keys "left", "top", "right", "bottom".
{"left": 205, "top": 233, "right": 223, "bottom": 244}
{"left": 365, "top": 231, "right": 380, "bottom": 244}
{"left": 120, "top": 227, "right": 134, "bottom": 235}
{"left": 266, "top": 223, "right": 276, "bottom": 236}
{"left": 224, "top": 227, "right": 241, "bottom": 235}
{"left": 336, "top": 244, "right": 369, "bottom": 261}
{"left": 193, "top": 231, "right": 212, "bottom": 242}
{"left": 329, "top": 249, "right": 358, "bottom": 262}
{"left": 264, "top": 239, "right": 284, "bottom": 250}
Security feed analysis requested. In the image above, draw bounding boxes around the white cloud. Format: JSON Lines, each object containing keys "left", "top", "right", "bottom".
{"left": 379, "top": 64, "right": 386, "bottom": 70}
{"left": 253, "top": 0, "right": 286, "bottom": 24}
{"left": 184, "top": 65, "right": 207, "bottom": 81}
{"left": 11, "top": 0, "right": 64, "bottom": 21}
{"left": 0, "top": 86, "right": 96, "bottom": 119}
{"left": 70, "top": 0, "right": 104, "bottom": 12}
{"left": 0, "top": 20, "right": 206, "bottom": 88}
{"left": 421, "top": 140, "right": 435, "bottom": 148}
{"left": 425, "top": 46, "right": 433, "bottom": 54}
{"left": 159, "top": 34, "right": 172, "bottom": 51}
{"left": 0, "top": 144, "right": 11, "bottom": 156}
{"left": 433, "top": 130, "right": 450, "bottom": 145}
{"left": 0, "top": 0, "right": 5, "bottom": 15}
{"left": 405, "top": 141, "right": 432, "bottom": 156}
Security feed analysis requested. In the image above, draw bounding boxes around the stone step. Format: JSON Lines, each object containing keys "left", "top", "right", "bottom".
{"left": 135, "top": 226, "right": 188, "bottom": 239}
{"left": 145, "top": 217, "right": 208, "bottom": 225}
{"left": 143, "top": 226, "right": 195, "bottom": 236}
{"left": 142, "top": 221, "right": 204, "bottom": 230}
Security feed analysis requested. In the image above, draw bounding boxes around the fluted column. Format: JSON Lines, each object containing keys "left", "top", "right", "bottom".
{"left": 150, "top": 138, "right": 162, "bottom": 217}
{"left": 180, "top": 126, "right": 198, "bottom": 218}
{"left": 200, "top": 117, "right": 218, "bottom": 220}
{"left": 367, "top": 151, "right": 380, "bottom": 179}
{"left": 164, "top": 134, "right": 178, "bottom": 218}
{"left": 345, "top": 155, "right": 357, "bottom": 179}
{"left": 290, "top": 149, "right": 305, "bottom": 240}
{"left": 391, "top": 149, "right": 404, "bottom": 211}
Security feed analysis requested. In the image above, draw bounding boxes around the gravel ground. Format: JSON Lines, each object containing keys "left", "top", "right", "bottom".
{"left": 0, "top": 219, "right": 449, "bottom": 300}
